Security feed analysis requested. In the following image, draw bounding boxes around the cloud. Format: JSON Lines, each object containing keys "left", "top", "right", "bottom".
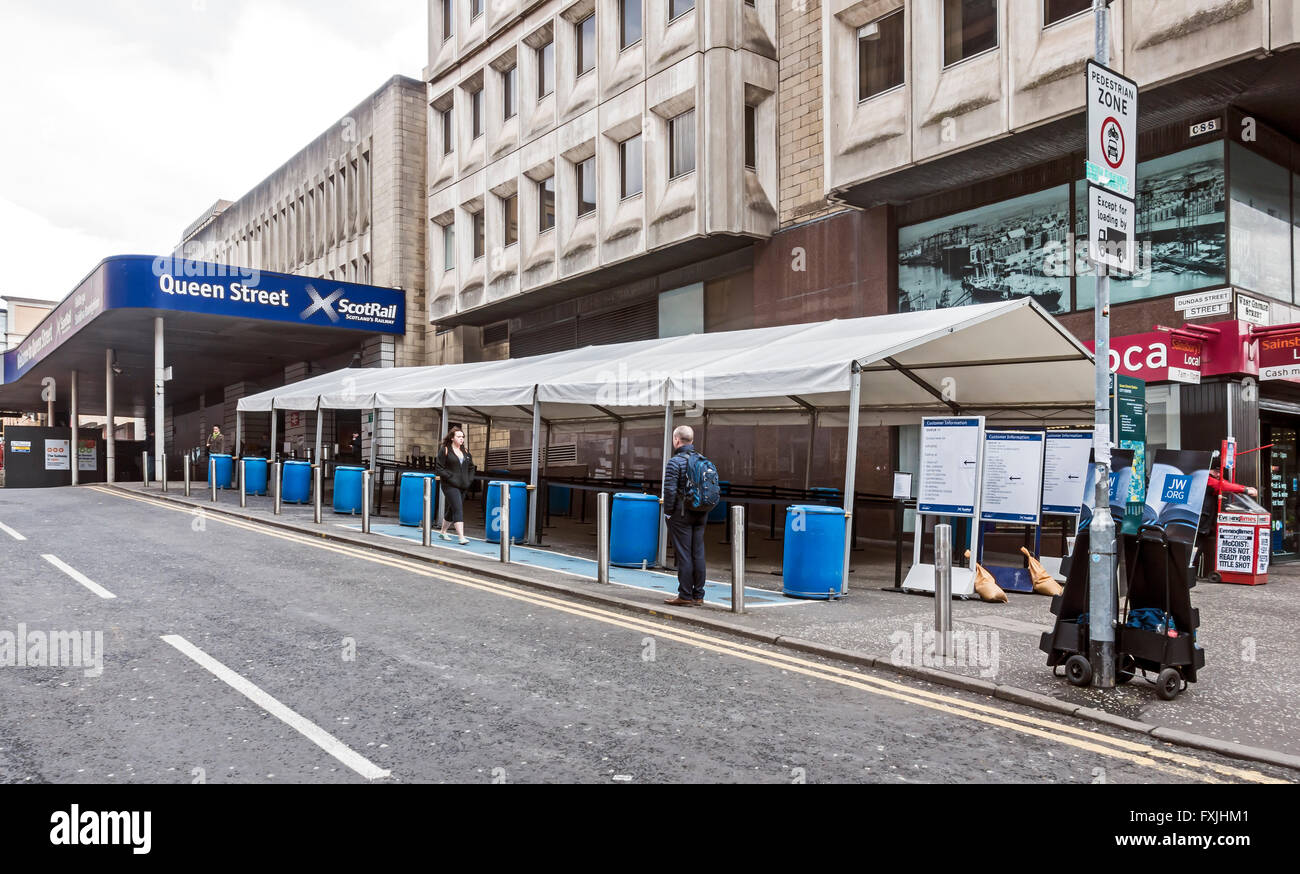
{"left": 0, "top": 0, "right": 425, "bottom": 303}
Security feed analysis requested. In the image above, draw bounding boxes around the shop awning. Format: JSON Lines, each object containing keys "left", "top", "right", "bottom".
{"left": 239, "top": 298, "right": 1096, "bottom": 425}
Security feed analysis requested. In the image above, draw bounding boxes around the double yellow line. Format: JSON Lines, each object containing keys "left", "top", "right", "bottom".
{"left": 92, "top": 485, "right": 1288, "bottom": 784}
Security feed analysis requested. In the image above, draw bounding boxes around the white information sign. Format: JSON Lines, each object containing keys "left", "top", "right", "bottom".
{"left": 1216, "top": 524, "right": 1255, "bottom": 574}
{"left": 1042, "top": 431, "right": 1092, "bottom": 515}
{"left": 77, "top": 440, "right": 97, "bottom": 472}
{"left": 1257, "top": 527, "right": 1271, "bottom": 575}
{"left": 980, "top": 431, "right": 1046, "bottom": 524}
{"left": 44, "top": 439, "right": 70, "bottom": 471}
{"left": 1086, "top": 61, "right": 1138, "bottom": 197}
{"left": 917, "top": 417, "right": 983, "bottom": 517}
{"left": 1175, "top": 288, "right": 1232, "bottom": 311}
{"left": 1237, "top": 294, "right": 1270, "bottom": 326}
{"left": 1088, "top": 184, "right": 1136, "bottom": 272}
{"left": 892, "top": 471, "right": 913, "bottom": 500}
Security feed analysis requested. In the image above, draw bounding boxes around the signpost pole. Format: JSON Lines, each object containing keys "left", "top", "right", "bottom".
{"left": 1088, "top": 0, "right": 1118, "bottom": 688}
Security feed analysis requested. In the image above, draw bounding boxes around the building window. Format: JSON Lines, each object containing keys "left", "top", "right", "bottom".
{"left": 472, "top": 210, "right": 485, "bottom": 259}
{"left": 1043, "top": 0, "right": 1090, "bottom": 26}
{"left": 539, "top": 176, "right": 556, "bottom": 232}
{"left": 577, "top": 157, "right": 596, "bottom": 217}
{"left": 943, "top": 0, "right": 998, "bottom": 66}
{"left": 671, "top": 0, "right": 695, "bottom": 19}
{"left": 744, "top": 105, "right": 756, "bottom": 171}
{"left": 441, "top": 0, "right": 453, "bottom": 40}
{"left": 502, "top": 65, "right": 517, "bottom": 120}
{"left": 620, "top": 0, "right": 642, "bottom": 49}
{"left": 503, "top": 194, "right": 519, "bottom": 246}
{"left": 620, "top": 134, "right": 643, "bottom": 198}
{"left": 1230, "top": 143, "right": 1292, "bottom": 302}
{"left": 669, "top": 109, "right": 695, "bottom": 179}
{"left": 441, "top": 106, "right": 454, "bottom": 155}
{"left": 538, "top": 41, "right": 554, "bottom": 97}
{"left": 471, "top": 87, "right": 483, "bottom": 139}
{"left": 471, "top": 0, "right": 483, "bottom": 20}
{"left": 577, "top": 14, "right": 596, "bottom": 76}
{"left": 858, "top": 10, "right": 905, "bottom": 100}
{"left": 443, "top": 223, "right": 455, "bottom": 271}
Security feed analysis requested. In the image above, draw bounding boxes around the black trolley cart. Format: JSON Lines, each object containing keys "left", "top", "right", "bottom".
{"left": 1040, "top": 525, "right": 1205, "bottom": 700}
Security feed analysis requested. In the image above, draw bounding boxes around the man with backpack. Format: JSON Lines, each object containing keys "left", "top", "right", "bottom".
{"left": 661, "top": 425, "right": 720, "bottom": 606}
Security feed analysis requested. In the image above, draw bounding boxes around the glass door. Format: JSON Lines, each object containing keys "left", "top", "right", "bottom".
{"left": 1263, "top": 423, "right": 1298, "bottom": 559}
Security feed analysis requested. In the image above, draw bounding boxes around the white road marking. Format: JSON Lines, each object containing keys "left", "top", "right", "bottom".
{"left": 160, "top": 634, "right": 391, "bottom": 781}
{"left": 957, "top": 614, "right": 1052, "bottom": 635}
{"left": 41, "top": 554, "right": 116, "bottom": 599}
{"left": 0, "top": 521, "right": 26, "bottom": 540}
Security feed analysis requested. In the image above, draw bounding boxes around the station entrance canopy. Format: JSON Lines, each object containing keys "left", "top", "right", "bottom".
{"left": 0, "top": 255, "right": 405, "bottom": 418}
{"left": 238, "top": 298, "right": 1095, "bottom": 426}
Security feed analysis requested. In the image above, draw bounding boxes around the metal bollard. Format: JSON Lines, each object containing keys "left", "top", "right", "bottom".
{"left": 209, "top": 457, "right": 218, "bottom": 503}
{"left": 239, "top": 458, "right": 247, "bottom": 508}
{"left": 313, "top": 465, "right": 323, "bottom": 524}
{"left": 183, "top": 455, "right": 191, "bottom": 497}
{"left": 272, "top": 462, "right": 282, "bottom": 515}
{"left": 596, "top": 492, "right": 610, "bottom": 584}
{"left": 499, "top": 483, "right": 511, "bottom": 563}
{"left": 731, "top": 505, "right": 746, "bottom": 614}
{"left": 934, "top": 522, "right": 953, "bottom": 660}
{"left": 361, "top": 470, "right": 372, "bottom": 534}
{"left": 422, "top": 476, "right": 433, "bottom": 547}
{"left": 142, "top": 451, "right": 150, "bottom": 487}
{"left": 160, "top": 455, "right": 168, "bottom": 493}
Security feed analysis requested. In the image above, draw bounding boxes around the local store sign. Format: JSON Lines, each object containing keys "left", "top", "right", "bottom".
{"left": 1086, "top": 331, "right": 1202, "bottom": 384}
{"left": 1259, "top": 330, "right": 1300, "bottom": 380}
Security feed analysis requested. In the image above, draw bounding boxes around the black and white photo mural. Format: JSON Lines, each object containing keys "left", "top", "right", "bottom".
{"left": 898, "top": 186, "right": 1071, "bottom": 314}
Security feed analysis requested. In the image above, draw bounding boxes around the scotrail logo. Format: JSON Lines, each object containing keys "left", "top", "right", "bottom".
{"left": 301, "top": 284, "right": 344, "bottom": 323}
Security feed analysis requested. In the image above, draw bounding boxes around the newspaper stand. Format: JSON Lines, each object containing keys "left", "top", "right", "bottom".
{"left": 1211, "top": 439, "right": 1271, "bottom": 585}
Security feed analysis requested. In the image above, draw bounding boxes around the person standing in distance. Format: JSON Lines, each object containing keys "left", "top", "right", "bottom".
{"left": 434, "top": 426, "right": 476, "bottom": 545}
{"left": 662, "top": 425, "right": 711, "bottom": 606}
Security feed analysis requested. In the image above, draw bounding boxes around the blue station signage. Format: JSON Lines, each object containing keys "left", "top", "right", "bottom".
{"left": 5, "top": 255, "right": 405, "bottom": 383}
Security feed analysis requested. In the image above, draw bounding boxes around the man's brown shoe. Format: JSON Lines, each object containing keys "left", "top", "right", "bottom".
{"left": 694, "top": 598, "right": 706, "bottom": 606}
{"left": 663, "top": 597, "right": 696, "bottom": 606}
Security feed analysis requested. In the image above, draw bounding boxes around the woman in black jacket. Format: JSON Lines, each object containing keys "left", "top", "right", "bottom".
{"left": 434, "top": 426, "right": 476, "bottom": 544}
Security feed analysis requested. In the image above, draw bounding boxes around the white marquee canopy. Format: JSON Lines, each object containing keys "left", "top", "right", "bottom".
{"left": 239, "top": 299, "right": 1096, "bottom": 426}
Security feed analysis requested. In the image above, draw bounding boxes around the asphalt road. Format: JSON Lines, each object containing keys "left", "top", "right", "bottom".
{"left": 0, "top": 486, "right": 1290, "bottom": 784}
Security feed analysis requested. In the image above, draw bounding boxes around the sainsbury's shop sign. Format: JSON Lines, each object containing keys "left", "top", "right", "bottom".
{"left": 1085, "top": 331, "right": 1202, "bottom": 384}
{"left": 1259, "top": 331, "right": 1300, "bottom": 381}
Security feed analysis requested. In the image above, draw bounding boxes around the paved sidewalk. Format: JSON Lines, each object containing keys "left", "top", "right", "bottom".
{"left": 116, "top": 481, "right": 1300, "bottom": 771}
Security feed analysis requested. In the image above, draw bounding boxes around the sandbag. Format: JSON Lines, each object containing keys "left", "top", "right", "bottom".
{"left": 964, "top": 549, "right": 1008, "bottom": 603}
{"left": 1021, "top": 546, "right": 1063, "bottom": 596}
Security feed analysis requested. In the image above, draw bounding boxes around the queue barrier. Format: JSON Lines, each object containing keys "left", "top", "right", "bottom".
{"left": 281, "top": 460, "right": 313, "bottom": 504}
{"left": 611, "top": 492, "right": 660, "bottom": 568}
{"left": 207, "top": 454, "right": 235, "bottom": 489}
{"left": 399, "top": 472, "right": 439, "bottom": 527}
{"left": 486, "top": 481, "right": 528, "bottom": 544}
{"left": 782, "top": 504, "right": 845, "bottom": 599}
{"left": 333, "top": 465, "right": 366, "bottom": 515}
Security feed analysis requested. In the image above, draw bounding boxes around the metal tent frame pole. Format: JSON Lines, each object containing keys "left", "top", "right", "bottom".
{"left": 841, "top": 364, "right": 862, "bottom": 596}
{"left": 658, "top": 395, "right": 674, "bottom": 569}
{"left": 154, "top": 317, "right": 165, "bottom": 487}
{"left": 270, "top": 405, "right": 278, "bottom": 463}
{"left": 438, "top": 401, "right": 448, "bottom": 527}
{"left": 527, "top": 389, "right": 541, "bottom": 545}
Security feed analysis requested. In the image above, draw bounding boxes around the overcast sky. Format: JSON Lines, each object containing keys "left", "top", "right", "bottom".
{"left": 0, "top": 0, "right": 425, "bottom": 305}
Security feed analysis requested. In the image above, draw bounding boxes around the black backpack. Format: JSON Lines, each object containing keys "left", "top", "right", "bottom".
{"left": 681, "top": 451, "right": 720, "bottom": 513}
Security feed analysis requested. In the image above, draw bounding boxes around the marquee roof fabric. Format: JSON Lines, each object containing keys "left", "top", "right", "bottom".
{"left": 238, "top": 299, "right": 1096, "bottom": 426}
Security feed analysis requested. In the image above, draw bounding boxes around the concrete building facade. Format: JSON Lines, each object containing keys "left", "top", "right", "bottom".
{"left": 179, "top": 75, "right": 433, "bottom": 462}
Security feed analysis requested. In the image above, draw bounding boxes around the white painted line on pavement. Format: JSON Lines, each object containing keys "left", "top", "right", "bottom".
{"left": 42, "top": 554, "right": 116, "bottom": 599}
{"left": 160, "top": 634, "right": 392, "bottom": 782}
{"left": 0, "top": 521, "right": 26, "bottom": 540}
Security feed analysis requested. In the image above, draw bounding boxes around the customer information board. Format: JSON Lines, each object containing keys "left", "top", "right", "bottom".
{"left": 917, "top": 417, "right": 984, "bottom": 516}
{"left": 1042, "top": 431, "right": 1092, "bottom": 515}
{"left": 979, "top": 431, "right": 1045, "bottom": 524}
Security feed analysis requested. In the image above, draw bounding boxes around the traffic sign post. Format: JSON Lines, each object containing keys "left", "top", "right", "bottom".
{"left": 1086, "top": 60, "right": 1138, "bottom": 198}
{"left": 1088, "top": 184, "right": 1136, "bottom": 273}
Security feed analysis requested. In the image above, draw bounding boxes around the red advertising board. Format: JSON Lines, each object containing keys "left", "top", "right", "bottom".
{"left": 1085, "top": 331, "right": 1203, "bottom": 383}
{"left": 1258, "top": 329, "right": 1300, "bottom": 381}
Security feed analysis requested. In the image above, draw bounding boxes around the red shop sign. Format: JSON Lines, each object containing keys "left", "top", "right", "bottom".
{"left": 1085, "top": 331, "right": 1203, "bottom": 384}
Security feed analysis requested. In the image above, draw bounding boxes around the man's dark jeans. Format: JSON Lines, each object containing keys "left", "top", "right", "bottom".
{"left": 669, "top": 512, "right": 708, "bottom": 600}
